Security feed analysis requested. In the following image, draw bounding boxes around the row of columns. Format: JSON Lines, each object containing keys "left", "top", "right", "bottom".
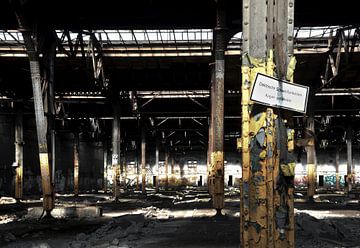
{"left": 306, "top": 119, "right": 355, "bottom": 199}
{"left": 108, "top": 115, "right": 177, "bottom": 199}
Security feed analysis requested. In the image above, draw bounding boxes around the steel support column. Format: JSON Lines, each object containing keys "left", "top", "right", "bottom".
{"left": 306, "top": 117, "right": 316, "bottom": 200}
{"left": 103, "top": 141, "right": 108, "bottom": 192}
{"left": 171, "top": 156, "right": 175, "bottom": 178}
{"left": 207, "top": 69, "right": 214, "bottom": 194}
{"left": 44, "top": 41, "right": 57, "bottom": 195}
{"left": 14, "top": 104, "right": 24, "bottom": 200}
{"left": 141, "top": 127, "right": 146, "bottom": 194}
{"left": 73, "top": 134, "right": 80, "bottom": 196}
{"left": 112, "top": 101, "right": 121, "bottom": 201}
{"left": 136, "top": 146, "right": 140, "bottom": 191}
{"left": 209, "top": 2, "right": 226, "bottom": 212}
{"left": 165, "top": 150, "right": 169, "bottom": 190}
{"left": 346, "top": 125, "right": 353, "bottom": 193}
{"left": 335, "top": 146, "right": 340, "bottom": 190}
{"left": 123, "top": 155, "right": 127, "bottom": 191}
{"left": 16, "top": 26, "right": 54, "bottom": 215}
{"left": 241, "top": 0, "right": 295, "bottom": 246}
{"left": 155, "top": 140, "right": 160, "bottom": 192}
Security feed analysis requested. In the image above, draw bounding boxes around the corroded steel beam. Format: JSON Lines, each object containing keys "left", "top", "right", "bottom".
{"left": 15, "top": 11, "right": 55, "bottom": 215}
{"left": 14, "top": 104, "right": 23, "bottom": 200}
{"left": 165, "top": 150, "right": 169, "bottom": 190}
{"left": 141, "top": 126, "right": 146, "bottom": 194}
{"left": 209, "top": 1, "right": 226, "bottom": 213}
{"left": 241, "top": 0, "right": 295, "bottom": 247}
{"left": 112, "top": 100, "right": 121, "bottom": 201}
{"left": 305, "top": 117, "right": 316, "bottom": 200}
{"left": 73, "top": 134, "right": 80, "bottom": 196}
{"left": 155, "top": 140, "right": 160, "bottom": 193}
{"left": 346, "top": 125, "right": 353, "bottom": 193}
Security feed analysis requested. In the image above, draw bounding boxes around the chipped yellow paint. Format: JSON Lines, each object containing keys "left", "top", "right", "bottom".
{"left": 15, "top": 163, "right": 23, "bottom": 199}
{"left": 114, "top": 164, "right": 121, "bottom": 199}
{"left": 250, "top": 112, "right": 267, "bottom": 138}
{"left": 286, "top": 56, "right": 297, "bottom": 81}
{"left": 237, "top": 137, "right": 242, "bottom": 150}
{"left": 307, "top": 164, "right": 316, "bottom": 197}
{"left": 287, "top": 129, "right": 295, "bottom": 152}
{"left": 39, "top": 152, "right": 54, "bottom": 211}
{"left": 280, "top": 163, "right": 295, "bottom": 177}
{"left": 241, "top": 52, "right": 296, "bottom": 248}
{"left": 74, "top": 144, "right": 79, "bottom": 196}
{"left": 211, "top": 151, "right": 224, "bottom": 172}
{"left": 211, "top": 151, "right": 224, "bottom": 209}
{"left": 335, "top": 172, "right": 340, "bottom": 190}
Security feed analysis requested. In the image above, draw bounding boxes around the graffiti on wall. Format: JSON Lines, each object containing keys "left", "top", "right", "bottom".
{"left": 324, "top": 175, "right": 345, "bottom": 186}
{"left": 294, "top": 175, "right": 307, "bottom": 187}
{"left": 294, "top": 174, "right": 346, "bottom": 187}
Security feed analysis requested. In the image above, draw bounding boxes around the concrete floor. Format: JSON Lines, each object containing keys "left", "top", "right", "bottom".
{"left": 1, "top": 188, "right": 360, "bottom": 247}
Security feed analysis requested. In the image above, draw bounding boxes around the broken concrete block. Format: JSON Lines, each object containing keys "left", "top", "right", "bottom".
{"left": 3, "top": 232, "right": 16, "bottom": 242}
{"left": 76, "top": 232, "right": 87, "bottom": 241}
{"left": 111, "top": 238, "right": 119, "bottom": 245}
{"left": 69, "top": 241, "right": 88, "bottom": 248}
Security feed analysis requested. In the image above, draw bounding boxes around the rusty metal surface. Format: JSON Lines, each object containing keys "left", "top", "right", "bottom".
{"left": 241, "top": 0, "right": 295, "bottom": 247}
{"left": 73, "top": 135, "right": 80, "bottom": 196}
{"left": 14, "top": 105, "right": 23, "bottom": 200}
{"left": 141, "top": 127, "right": 146, "bottom": 194}
{"left": 112, "top": 100, "right": 121, "bottom": 200}
{"left": 209, "top": 2, "right": 226, "bottom": 211}
{"left": 305, "top": 117, "right": 316, "bottom": 199}
{"left": 15, "top": 12, "right": 55, "bottom": 212}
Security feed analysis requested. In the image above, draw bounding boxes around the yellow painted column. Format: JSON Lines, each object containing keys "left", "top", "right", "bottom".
{"left": 305, "top": 117, "right": 316, "bottom": 200}
{"left": 141, "top": 127, "right": 146, "bottom": 194}
{"left": 165, "top": 151, "right": 169, "bottom": 190}
{"left": 335, "top": 147, "right": 340, "bottom": 190}
{"left": 73, "top": 135, "right": 79, "bottom": 196}
{"left": 241, "top": 51, "right": 296, "bottom": 247}
{"left": 15, "top": 105, "right": 24, "bottom": 200}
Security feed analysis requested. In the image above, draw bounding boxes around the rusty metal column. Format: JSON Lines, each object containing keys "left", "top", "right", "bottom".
{"left": 306, "top": 117, "right": 316, "bottom": 200}
{"left": 171, "top": 156, "right": 175, "bottom": 178}
{"left": 45, "top": 41, "right": 57, "bottom": 195}
{"left": 16, "top": 28, "right": 54, "bottom": 215}
{"left": 112, "top": 101, "right": 121, "bottom": 201}
{"left": 346, "top": 125, "right": 353, "bottom": 193}
{"left": 241, "top": 0, "right": 295, "bottom": 246}
{"left": 73, "top": 134, "right": 80, "bottom": 196}
{"left": 14, "top": 104, "right": 24, "bottom": 200}
{"left": 207, "top": 67, "right": 215, "bottom": 194}
{"left": 165, "top": 150, "right": 169, "bottom": 190}
{"left": 155, "top": 140, "right": 160, "bottom": 192}
{"left": 210, "top": 1, "right": 226, "bottom": 213}
{"left": 136, "top": 145, "right": 140, "bottom": 191}
{"left": 123, "top": 155, "right": 127, "bottom": 191}
{"left": 335, "top": 146, "right": 340, "bottom": 190}
{"left": 103, "top": 141, "right": 108, "bottom": 192}
{"left": 141, "top": 127, "right": 146, "bottom": 194}
{"left": 207, "top": 86, "right": 214, "bottom": 194}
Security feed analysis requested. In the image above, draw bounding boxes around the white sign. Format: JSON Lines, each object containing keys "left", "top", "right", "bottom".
{"left": 250, "top": 73, "right": 309, "bottom": 113}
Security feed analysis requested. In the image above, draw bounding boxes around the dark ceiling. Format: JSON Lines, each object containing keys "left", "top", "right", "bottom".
{"left": 1, "top": 0, "right": 360, "bottom": 30}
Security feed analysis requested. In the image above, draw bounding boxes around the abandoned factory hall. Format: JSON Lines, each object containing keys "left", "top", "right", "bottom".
{"left": 1, "top": 0, "right": 360, "bottom": 247}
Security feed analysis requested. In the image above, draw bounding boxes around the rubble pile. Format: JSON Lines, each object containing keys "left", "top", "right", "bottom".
{"left": 68, "top": 214, "right": 155, "bottom": 248}
{"left": 142, "top": 206, "right": 173, "bottom": 220}
{"left": 295, "top": 212, "right": 355, "bottom": 247}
